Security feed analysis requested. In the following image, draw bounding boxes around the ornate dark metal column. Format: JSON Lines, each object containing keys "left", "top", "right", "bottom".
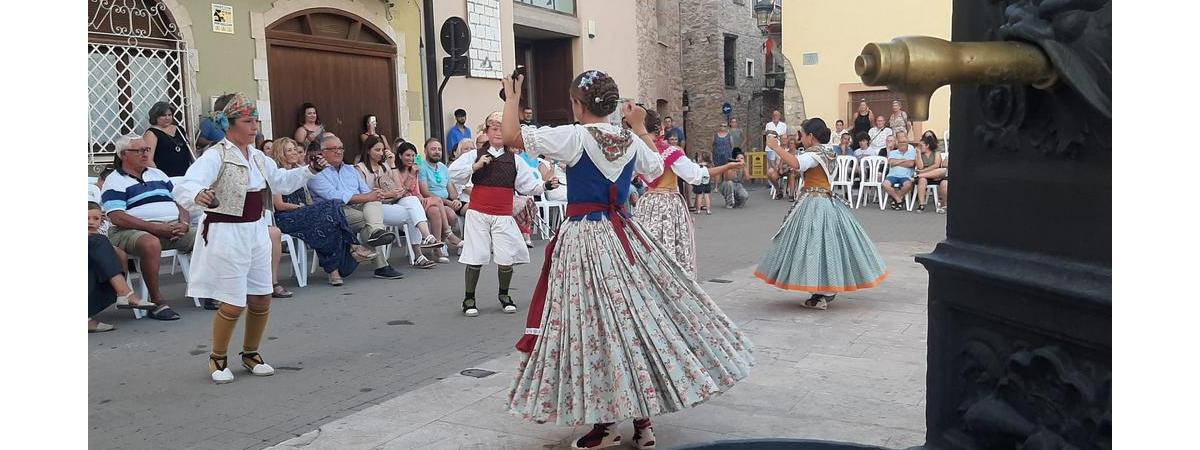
{"left": 678, "top": 1, "right": 1111, "bottom": 449}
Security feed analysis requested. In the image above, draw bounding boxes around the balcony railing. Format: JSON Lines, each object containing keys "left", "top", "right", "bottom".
{"left": 515, "top": 0, "right": 575, "bottom": 15}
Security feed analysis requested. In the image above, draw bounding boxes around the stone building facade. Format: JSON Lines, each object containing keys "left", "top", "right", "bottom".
{"left": 679, "top": 0, "right": 764, "bottom": 155}
{"left": 635, "top": 0, "right": 684, "bottom": 123}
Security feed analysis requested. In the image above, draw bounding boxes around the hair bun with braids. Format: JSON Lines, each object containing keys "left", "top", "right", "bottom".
{"left": 570, "top": 70, "right": 620, "bottom": 117}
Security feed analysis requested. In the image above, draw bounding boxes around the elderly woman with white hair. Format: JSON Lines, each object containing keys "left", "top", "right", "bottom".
{"left": 177, "top": 93, "right": 328, "bottom": 384}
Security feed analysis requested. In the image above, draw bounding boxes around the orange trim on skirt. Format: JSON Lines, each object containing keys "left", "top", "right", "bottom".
{"left": 753, "top": 270, "right": 889, "bottom": 293}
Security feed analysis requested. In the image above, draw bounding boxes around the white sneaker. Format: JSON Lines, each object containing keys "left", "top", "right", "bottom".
{"left": 464, "top": 307, "right": 479, "bottom": 317}
{"left": 211, "top": 368, "right": 234, "bottom": 384}
{"left": 503, "top": 304, "right": 517, "bottom": 313}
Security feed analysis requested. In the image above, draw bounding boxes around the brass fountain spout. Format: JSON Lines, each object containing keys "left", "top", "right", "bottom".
{"left": 855, "top": 36, "right": 1059, "bottom": 121}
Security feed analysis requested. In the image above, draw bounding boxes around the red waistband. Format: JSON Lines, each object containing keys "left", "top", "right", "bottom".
{"left": 202, "top": 191, "right": 265, "bottom": 244}
{"left": 468, "top": 185, "right": 515, "bottom": 216}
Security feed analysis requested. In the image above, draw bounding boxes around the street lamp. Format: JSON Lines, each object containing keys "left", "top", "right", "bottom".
{"left": 753, "top": 0, "right": 779, "bottom": 35}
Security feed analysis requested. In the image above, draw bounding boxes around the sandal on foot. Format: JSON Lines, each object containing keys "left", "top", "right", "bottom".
{"left": 499, "top": 295, "right": 517, "bottom": 314}
{"left": 88, "top": 321, "right": 115, "bottom": 333}
{"left": 412, "top": 255, "right": 436, "bottom": 269}
{"left": 420, "top": 235, "right": 444, "bottom": 249}
{"left": 240, "top": 352, "right": 275, "bottom": 376}
{"left": 463, "top": 298, "right": 479, "bottom": 317}
{"left": 209, "top": 354, "right": 234, "bottom": 384}
{"left": 115, "top": 292, "right": 156, "bottom": 310}
{"left": 351, "top": 245, "right": 377, "bottom": 262}
{"left": 272, "top": 283, "right": 294, "bottom": 298}
{"left": 801, "top": 295, "right": 829, "bottom": 310}
{"left": 572, "top": 423, "right": 621, "bottom": 449}
{"left": 632, "top": 419, "right": 657, "bottom": 449}
{"left": 328, "top": 273, "right": 345, "bottom": 286}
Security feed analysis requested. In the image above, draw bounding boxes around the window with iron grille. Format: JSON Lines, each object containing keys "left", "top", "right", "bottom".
{"left": 87, "top": 0, "right": 194, "bottom": 167}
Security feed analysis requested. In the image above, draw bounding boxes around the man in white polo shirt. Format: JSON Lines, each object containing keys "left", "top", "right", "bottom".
{"left": 101, "top": 134, "right": 196, "bottom": 321}
{"left": 764, "top": 110, "right": 788, "bottom": 198}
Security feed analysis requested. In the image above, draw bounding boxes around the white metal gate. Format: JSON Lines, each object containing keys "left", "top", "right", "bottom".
{"left": 88, "top": 0, "right": 194, "bottom": 168}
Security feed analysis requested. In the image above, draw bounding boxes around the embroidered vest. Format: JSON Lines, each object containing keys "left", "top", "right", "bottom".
{"left": 205, "top": 141, "right": 274, "bottom": 218}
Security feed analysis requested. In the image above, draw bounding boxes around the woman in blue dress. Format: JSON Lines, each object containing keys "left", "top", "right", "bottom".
{"left": 269, "top": 137, "right": 375, "bottom": 285}
{"left": 502, "top": 70, "right": 753, "bottom": 450}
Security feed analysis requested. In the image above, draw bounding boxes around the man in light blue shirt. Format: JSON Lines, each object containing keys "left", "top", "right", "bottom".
{"left": 307, "top": 133, "right": 404, "bottom": 280}
{"left": 882, "top": 134, "right": 917, "bottom": 211}
{"left": 418, "top": 138, "right": 465, "bottom": 215}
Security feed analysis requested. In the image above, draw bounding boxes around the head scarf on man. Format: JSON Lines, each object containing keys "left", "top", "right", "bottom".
{"left": 212, "top": 93, "right": 259, "bottom": 130}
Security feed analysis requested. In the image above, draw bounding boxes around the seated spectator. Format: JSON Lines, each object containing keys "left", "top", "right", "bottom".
{"left": 833, "top": 132, "right": 853, "bottom": 157}
{"left": 895, "top": 130, "right": 915, "bottom": 156}
{"left": 867, "top": 115, "right": 893, "bottom": 156}
{"left": 357, "top": 136, "right": 445, "bottom": 269}
{"left": 418, "top": 137, "right": 465, "bottom": 232}
{"left": 852, "top": 132, "right": 875, "bottom": 159}
{"left": 101, "top": 134, "right": 196, "bottom": 321}
{"left": 269, "top": 137, "right": 376, "bottom": 286}
{"left": 90, "top": 202, "right": 155, "bottom": 332}
{"left": 882, "top": 135, "right": 917, "bottom": 211}
{"left": 719, "top": 148, "right": 751, "bottom": 208}
{"left": 307, "top": 132, "right": 405, "bottom": 281}
{"left": 400, "top": 141, "right": 462, "bottom": 262}
{"left": 914, "top": 133, "right": 947, "bottom": 214}
{"left": 767, "top": 133, "right": 801, "bottom": 201}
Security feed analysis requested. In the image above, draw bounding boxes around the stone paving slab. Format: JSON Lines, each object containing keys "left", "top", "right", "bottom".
{"left": 268, "top": 241, "right": 931, "bottom": 449}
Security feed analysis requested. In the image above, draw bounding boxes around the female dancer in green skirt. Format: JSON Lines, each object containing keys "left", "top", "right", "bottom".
{"left": 754, "top": 117, "right": 888, "bottom": 309}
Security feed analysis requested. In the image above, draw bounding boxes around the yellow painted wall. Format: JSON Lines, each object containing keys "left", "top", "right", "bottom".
{"left": 391, "top": 0, "right": 427, "bottom": 140}
{"left": 573, "top": 0, "right": 640, "bottom": 101}
{"left": 780, "top": 0, "right": 952, "bottom": 136}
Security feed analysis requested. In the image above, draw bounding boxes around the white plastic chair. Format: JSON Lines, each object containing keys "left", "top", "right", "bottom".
{"left": 127, "top": 250, "right": 196, "bottom": 318}
{"left": 264, "top": 210, "right": 308, "bottom": 288}
{"left": 925, "top": 183, "right": 941, "bottom": 210}
{"left": 856, "top": 156, "right": 887, "bottom": 209}
{"left": 830, "top": 156, "right": 858, "bottom": 203}
{"left": 534, "top": 200, "right": 566, "bottom": 240}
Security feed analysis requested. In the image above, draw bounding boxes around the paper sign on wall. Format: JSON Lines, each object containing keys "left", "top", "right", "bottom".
{"left": 212, "top": 4, "right": 234, "bottom": 34}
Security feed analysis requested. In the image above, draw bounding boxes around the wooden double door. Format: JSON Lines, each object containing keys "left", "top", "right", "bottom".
{"left": 267, "top": 9, "right": 399, "bottom": 163}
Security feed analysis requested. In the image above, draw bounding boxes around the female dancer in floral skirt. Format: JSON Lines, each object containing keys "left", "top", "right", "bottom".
{"left": 632, "top": 110, "right": 742, "bottom": 279}
{"left": 754, "top": 117, "right": 888, "bottom": 309}
{"left": 502, "top": 70, "right": 754, "bottom": 449}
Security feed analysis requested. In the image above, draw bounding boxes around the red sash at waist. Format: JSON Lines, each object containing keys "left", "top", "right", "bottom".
{"left": 516, "top": 184, "right": 647, "bottom": 353}
{"left": 201, "top": 190, "right": 264, "bottom": 244}
{"left": 468, "top": 185, "right": 515, "bottom": 216}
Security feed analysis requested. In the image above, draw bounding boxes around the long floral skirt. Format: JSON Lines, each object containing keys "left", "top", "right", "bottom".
{"left": 754, "top": 191, "right": 888, "bottom": 292}
{"left": 275, "top": 199, "right": 360, "bottom": 276}
{"left": 632, "top": 190, "right": 697, "bottom": 278}
{"left": 507, "top": 218, "right": 754, "bottom": 426}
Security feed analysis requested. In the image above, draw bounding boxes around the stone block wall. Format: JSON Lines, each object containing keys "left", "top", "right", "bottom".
{"left": 680, "top": 0, "right": 764, "bottom": 155}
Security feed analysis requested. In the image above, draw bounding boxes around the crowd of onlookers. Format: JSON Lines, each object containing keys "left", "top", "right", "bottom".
{"left": 88, "top": 98, "right": 948, "bottom": 332}
{"left": 87, "top": 98, "right": 562, "bottom": 332}
{"left": 758, "top": 101, "right": 949, "bottom": 214}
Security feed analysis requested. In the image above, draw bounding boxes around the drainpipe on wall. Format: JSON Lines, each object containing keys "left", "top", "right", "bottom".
{"left": 423, "top": 0, "right": 444, "bottom": 147}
